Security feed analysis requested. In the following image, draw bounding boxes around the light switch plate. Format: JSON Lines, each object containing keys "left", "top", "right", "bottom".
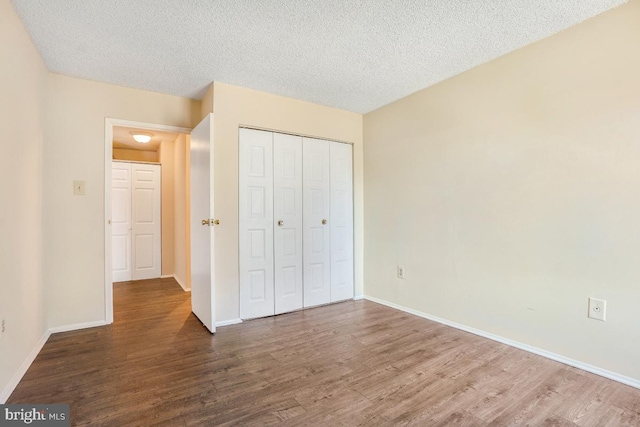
{"left": 73, "top": 180, "right": 85, "bottom": 196}
{"left": 588, "top": 297, "right": 606, "bottom": 321}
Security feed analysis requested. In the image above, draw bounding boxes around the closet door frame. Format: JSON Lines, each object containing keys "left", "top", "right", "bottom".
{"left": 238, "top": 128, "right": 355, "bottom": 318}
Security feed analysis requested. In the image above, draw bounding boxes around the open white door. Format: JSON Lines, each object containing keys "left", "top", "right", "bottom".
{"left": 190, "top": 114, "right": 216, "bottom": 333}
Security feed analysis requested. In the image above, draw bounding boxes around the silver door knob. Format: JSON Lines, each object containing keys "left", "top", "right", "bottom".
{"left": 277, "top": 220, "right": 284, "bottom": 226}
{"left": 322, "top": 219, "right": 327, "bottom": 225}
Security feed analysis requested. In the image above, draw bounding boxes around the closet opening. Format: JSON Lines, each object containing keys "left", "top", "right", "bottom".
{"left": 239, "top": 128, "right": 355, "bottom": 320}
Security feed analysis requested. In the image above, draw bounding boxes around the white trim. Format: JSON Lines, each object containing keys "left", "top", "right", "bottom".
{"left": 1, "top": 320, "right": 109, "bottom": 403}
{"left": 172, "top": 274, "right": 191, "bottom": 292}
{"left": 160, "top": 274, "right": 173, "bottom": 279}
{"left": 0, "top": 331, "right": 50, "bottom": 403}
{"left": 364, "top": 295, "right": 640, "bottom": 390}
{"left": 107, "top": 119, "right": 192, "bottom": 135}
{"left": 105, "top": 120, "right": 113, "bottom": 324}
{"left": 104, "top": 118, "right": 193, "bottom": 326}
{"left": 215, "top": 318, "right": 242, "bottom": 327}
{"left": 353, "top": 295, "right": 364, "bottom": 300}
{"left": 48, "top": 320, "right": 109, "bottom": 335}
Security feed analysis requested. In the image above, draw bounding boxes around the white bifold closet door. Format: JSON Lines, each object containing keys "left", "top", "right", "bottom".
{"left": 112, "top": 162, "right": 133, "bottom": 282}
{"left": 330, "top": 142, "right": 354, "bottom": 302}
{"left": 239, "top": 130, "right": 353, "bottom": 318}
{"left": 302, "top": 138, "right": 332, "bottom": 308}
{"left": 239, "top": 129, "right": 275, "bottom": 319}
{"left": 273, "top": 133, "right": 304, "bottom": 314}
{"left": 112, "top": 161, "right": 161, "bottom": 282}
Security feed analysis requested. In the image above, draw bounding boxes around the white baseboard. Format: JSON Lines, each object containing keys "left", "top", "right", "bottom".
{"left": 160, "top": 274, "right": 173, "bottom": 279}
{"left": 364, "top": 295, "right": 640, "bottom": 390}
{"left": 215, "top": 318, "right": 242, "bottom": 327}
{"left": 353, "top": 295, "right": 364, "bottom": 300}
{"left": 48, "top": 320, "right": 108, "bottom": 334}
{"left": 0, "top": 330, "right": 50, "bottom": 403}
{"left": 173, "top": 274, "right": 190, "bottom": 292}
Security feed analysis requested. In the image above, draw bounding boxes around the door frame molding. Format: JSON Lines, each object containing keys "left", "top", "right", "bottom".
{"left": 104, "top": 118, "right": 192, "bottom": 324}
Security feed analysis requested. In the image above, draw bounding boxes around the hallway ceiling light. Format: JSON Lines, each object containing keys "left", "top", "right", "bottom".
{"left": 131, "top": 132, "right": 153, "bottom": 143}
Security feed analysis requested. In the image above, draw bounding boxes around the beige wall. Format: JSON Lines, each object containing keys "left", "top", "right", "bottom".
{"left": 212, "top": 82, "right": 364, "bottom": 321}
{"left": 113, "top": 148, "right": 159, "bottom": 163}
{"left": 173, "top": 134, "right": 191, "bottom": 289}
{"left": 44, "top": 74, "right": 200, "bottom": 328}
{"left": 159, "top": 141, "right": 175, "bottom": 276}
{"left": 0, "top": 0, "right": 47, "bottom": 401}
{"left": 364, "top": 1, "right": 640, "bottom": 382}
{"left": 201, "top": 83, "right": 214, "bottom": 119}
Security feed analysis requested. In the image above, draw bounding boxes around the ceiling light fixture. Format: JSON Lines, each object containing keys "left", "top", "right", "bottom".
{"left": 131, "top": 132, "right": 153, "bottom": 143}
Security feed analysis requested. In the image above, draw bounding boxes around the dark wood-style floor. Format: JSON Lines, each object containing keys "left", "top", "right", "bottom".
{"left": 8, "top": 278, "right": 640, "bottom": 426}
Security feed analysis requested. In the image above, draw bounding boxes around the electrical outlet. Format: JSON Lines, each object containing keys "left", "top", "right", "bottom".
{"left": 588, "top": 297, "right": 606, "bottom": 321}
{"left": 397, "top": 266, "right": 405, "bottom": 279}
{"left": 1, "top": 318, "right": 5, "bottom": 336}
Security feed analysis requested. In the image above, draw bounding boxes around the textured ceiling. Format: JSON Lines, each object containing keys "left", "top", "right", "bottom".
{"left": 12, "top": 0, "right": 627, "bottom": 113}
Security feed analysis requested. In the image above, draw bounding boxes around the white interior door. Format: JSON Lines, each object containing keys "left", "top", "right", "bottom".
{"left": 190, "top": 114, "right": 216, "bottom": 333}
{"left": 330, "top": 143, "right": 354, "bottom": 302}
{"left": 273, "top": 133, "right": 303, "bottom": 314}
{"left": 112, "top": 162, "right": 132, "bottom": 282}
{"left": 303, "top": 138, "right": 331, "bottom": 307}
{"left": 131, "top": 163, "right": 162, "bottom": 280}
{"left": 239, "top": 128, "right": 275, "bottom": 319}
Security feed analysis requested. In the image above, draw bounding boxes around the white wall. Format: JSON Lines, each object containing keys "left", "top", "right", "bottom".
{"left": 44, "top": 74, "right": 200, "bottom": 328}
{"left": 113, "top": 148, "right": 159, "bottom": 163}
{"left": 173, "top": 134, "right": 191, "bottom": 290}
{"left": 212, "top": 82, "right": 364, "bottom": 322}
{"left": 363, "top": 1, "right": 640, "bottom": 382}
{"left": 0, "top": 0, "right": 47, "bottom": 401}
{"left": 159, "top": 140, "right": 175, "bottom": 276}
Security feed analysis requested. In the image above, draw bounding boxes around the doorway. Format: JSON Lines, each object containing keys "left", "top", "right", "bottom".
{"left": 104, "top": 119, "right": 192, "bottom": 323}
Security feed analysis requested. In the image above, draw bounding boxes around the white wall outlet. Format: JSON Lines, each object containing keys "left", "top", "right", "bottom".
{"left": 397, "top": 265, "right": 405, "bottom": 279}
{"left": 588, "top": 297, "right": 606, "bottom": 321}
{"left": 73, "top": 180, "right": 85, "bottom": 196}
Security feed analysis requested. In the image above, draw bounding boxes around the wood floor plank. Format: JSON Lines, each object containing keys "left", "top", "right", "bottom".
{"left": 7, "top": 278, "right": 640, "bottom": 426}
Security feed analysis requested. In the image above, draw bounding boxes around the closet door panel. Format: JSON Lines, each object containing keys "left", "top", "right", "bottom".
{"left": 273, "top": 133, "right": 303, "bottom": 314}
{"left": 131, "top": 163, "right": 162, "bottom": 280}
{"left": 303, "top": 138, "right": 331, "bottom": 307}
{"left": 240, "top": 129, "right": 275, "bottom": 319}
{"left": 112, "top": 162, "right": 132, "bottom": 282}
{"left": 330, "top": 143, "right": 354, "bottom": 301}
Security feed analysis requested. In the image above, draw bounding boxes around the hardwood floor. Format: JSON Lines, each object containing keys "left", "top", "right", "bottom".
{"left": 8, "top": 278, "right": 640, "bottom": 426}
